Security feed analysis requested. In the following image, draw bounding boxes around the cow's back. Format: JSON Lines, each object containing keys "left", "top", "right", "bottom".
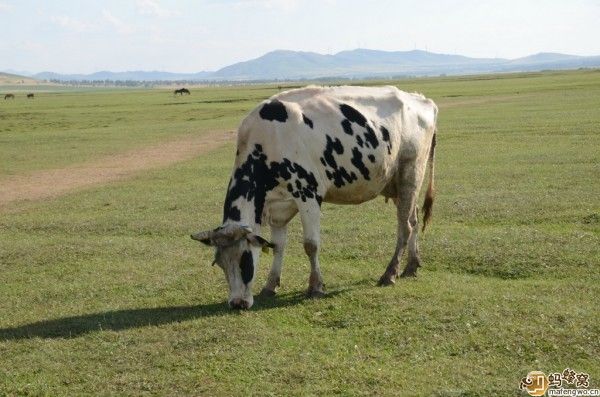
{"left": 235, "top": 85, "right": 437, "bottom": 205}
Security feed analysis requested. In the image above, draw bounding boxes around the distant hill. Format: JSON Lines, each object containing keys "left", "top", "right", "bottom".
{"left": 209, "top": 49, "right": 600, "bottom": 80}
{"left": 211, "top": 49, "right": 510, "bottom": 80}
{"left": 2, "top": 69, "right": 34, "bottom": 77}
{"left": 10, "top": 49, "right": 600, "bottom": 82}
{"left": 34, "top": 70, "right": 212, "bottom": 82}
{"left": 498, "top": 52, "right": 600, "bottom": 71}
{"left": 509, "top": 52, "right": 583, "bottom": 64}
{"left": 0, "top": 72, "right": 39, "bottom": 85}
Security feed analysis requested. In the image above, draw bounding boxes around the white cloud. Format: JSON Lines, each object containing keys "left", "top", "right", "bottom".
{"left": 50, "top": 15, "right": 94, "bottom": 32}
{"left": 229, "top": 0, "right": 300, "bottom": 12}
{"left": 0, "top": 2, "right": 11, "bottom": 12}
{"left": 102, "top": 9, "right": 134, "bottom": 34}
{"left": 135, "top": 0, "right": 179, "bottom": 18}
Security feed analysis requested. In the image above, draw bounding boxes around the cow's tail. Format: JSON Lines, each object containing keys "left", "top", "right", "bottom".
{"left": 422, "top": 130, "right": 436, "bottom": 232}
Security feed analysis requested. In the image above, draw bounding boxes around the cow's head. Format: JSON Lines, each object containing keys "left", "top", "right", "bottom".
{"left": 191, "top": 224, "right": 273, "bottom": 309}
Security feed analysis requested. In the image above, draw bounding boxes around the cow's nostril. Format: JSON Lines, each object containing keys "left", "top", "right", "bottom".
{"left": 229, "top": 298, "right": 249, "bottom": 310}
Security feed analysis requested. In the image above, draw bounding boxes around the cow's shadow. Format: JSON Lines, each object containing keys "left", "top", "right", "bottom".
{"left": 0, "top": 284, "right": 361, "bottom": 341}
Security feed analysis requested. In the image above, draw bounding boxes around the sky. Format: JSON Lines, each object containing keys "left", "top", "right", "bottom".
{"left": 1, "top": 0, "right": 599, "bottom": 74}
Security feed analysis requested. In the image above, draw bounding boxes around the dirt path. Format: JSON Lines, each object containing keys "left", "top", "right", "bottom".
{"left": 0, "top": 131, "right": 235, "bottom": 209}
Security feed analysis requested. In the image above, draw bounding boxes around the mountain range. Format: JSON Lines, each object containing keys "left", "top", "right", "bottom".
{"left": 0, "top": 71, "right": 41, "bottom": 85}
{"left": 6, "top": 49, "right": 600, "bottom": 82}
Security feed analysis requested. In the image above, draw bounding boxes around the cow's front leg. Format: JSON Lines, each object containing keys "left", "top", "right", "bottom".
{"left": 299, "top": 201, "right": 325, "bottom": 298}
{"left": 259, "top": 224, "right": 288, "bottom": 297}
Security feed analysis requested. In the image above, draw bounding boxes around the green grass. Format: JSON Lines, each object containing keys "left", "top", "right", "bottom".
{"left": 0, "top": 85, "right": 280, "bottom": 175}
{"left": 1, "top": 70, "right": 599, "bottom": 396}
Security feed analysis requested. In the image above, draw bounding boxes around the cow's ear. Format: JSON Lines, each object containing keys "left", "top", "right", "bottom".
{"left": 191, "top": 224, "right": 252, "bottom": 247}
{"left": 247, "top": 234, "right": 275, "bottom": 252}
{"left": 191, "top": 230, "right": 215, "bottom": 246}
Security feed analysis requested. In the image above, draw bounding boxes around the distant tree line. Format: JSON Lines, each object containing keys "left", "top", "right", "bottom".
{"left": 46, "top": 79, "right": 187, "bottom": 87}
{"left": 43, "top": 75, "right": 417, "bottom": 88}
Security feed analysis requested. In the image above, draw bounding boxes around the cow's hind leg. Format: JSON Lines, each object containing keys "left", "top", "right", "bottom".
{"left": 298, "top": 200, "right": 325, "bottom": 298}
{"left": 400, "top": 206, "right": 420, "bottom": 277}
{"left": 378, "top": 161, "right": 425, "bottom": 285}
{"left": 377, "top": 193, "right": 416, "bottom": 285}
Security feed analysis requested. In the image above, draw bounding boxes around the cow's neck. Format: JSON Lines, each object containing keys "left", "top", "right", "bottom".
{"left": 222, "top": 144, "right": 276, "bottom": 232}
{"left": 222, "top": 192, "right": 263, "bottom": 232}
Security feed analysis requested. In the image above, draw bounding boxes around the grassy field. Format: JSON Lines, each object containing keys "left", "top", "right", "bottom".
{"left": 0, "top": 85, "right": 276, "bottom": 175}
{"left": 1, "top": 70, "right": 599, "bottom": 396}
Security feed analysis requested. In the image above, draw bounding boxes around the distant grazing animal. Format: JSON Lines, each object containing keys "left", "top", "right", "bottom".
{"left": 4, "top": 94, "right": 14, "bottom": 100}
{"left": 27, "top": 93, "right": 34, "bottom": 99}
{"left": 174, "top": 88, "right": 190, "bottom": 95}
{"left": 191, "top": 85, "right": 438, "bottom": 309}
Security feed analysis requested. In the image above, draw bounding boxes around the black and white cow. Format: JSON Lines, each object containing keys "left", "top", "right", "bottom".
{"left": 192, "top": 85, "right": 437, "bottom": 309}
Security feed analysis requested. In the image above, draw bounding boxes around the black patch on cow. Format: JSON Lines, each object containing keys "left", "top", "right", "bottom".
{"left": 340, "top": 103, "right": 379, "bottom": 151}
{"left": 223, "top": 179, "right": 241, "bottom": 222}
{"left": 273, "top": 160, "right": 320, "bottom": 203}
{"left": 356, "top": 135, "right": 364, "bottom": 147}
{"left": 319, "top": 135, "right": 357, "bottom": 188}
{"left": 321, "top": 135, "right": 344, "bottom": 169}
{"left": 341, "top": 119, "right": 353, "bottom": 135}
{"left": 227, "top": 206, "right": 241, "bottom": 222}
{"left": 368, "top": 154, "right": 376, "bottom": 163}
{"left": 259, "top": 100, "right": 288, "bottom": 122}
{"left": 223, "top": 144, "right": 322, "bottom": 224}
{"left": 351, "top": 147, "right": 370, "bottom": 180}
{"left": 340, "top": 104, "right": 367, "bottom": 127}
{"left": 363, "top": 125, "right": 379, "bottom": 149}
{"left": 380, "top": 125, "right": 392, "bottom": 154}
{"left": 222, "top": 145, "right": 272, "bottom": 224}
{"left": 333, "top": 166, "right": 357, "bottom": 187}
{"left": 240, "top": 250, "right": 254, "bottom": 284}
{"left": 380, "top": 125, "right": 390, "bottom": 142}
{"left": 302, "top": 114, "right": 313, "bottom": 129}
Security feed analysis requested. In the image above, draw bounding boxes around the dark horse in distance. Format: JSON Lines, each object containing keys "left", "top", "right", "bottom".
{"left": 4, "top": 93, "right": 15, "bottom": 100}
{"left": 174, "top": 88, "right": 191, "bottom": 95}
{"left": 27, "top": 93, "right": 34, "bottom": 99}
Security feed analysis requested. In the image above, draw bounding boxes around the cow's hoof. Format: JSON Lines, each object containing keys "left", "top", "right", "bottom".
{"left": 400, "top": 258, "right": 420, "bottom": 278}
{"left": 307, "top": 289, "right": 326, "bottom": 299}
{"left": 400, "top": 264, "right": 419, "bottom": 278}
{"left": 377, "top": 274, "right": 396, "bottom": 286}
{"left": 399, "top": 270, "right": 418, "bottom": 278}
{"left": 258, "top": 288, "right": 277, "bottom": 298}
